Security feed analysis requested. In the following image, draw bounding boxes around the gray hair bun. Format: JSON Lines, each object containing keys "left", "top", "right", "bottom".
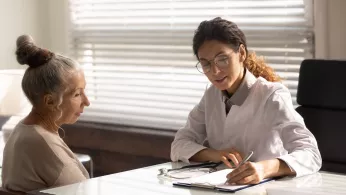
{"left": 15, "top": 35, "right": 54, "bottom": 68}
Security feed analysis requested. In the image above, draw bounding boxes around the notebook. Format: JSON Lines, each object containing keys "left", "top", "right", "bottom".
{"left": 173, "top": 169, "right": 273, "bottom": 193}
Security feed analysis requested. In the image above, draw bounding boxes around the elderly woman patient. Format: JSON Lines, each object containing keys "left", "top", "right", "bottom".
{"left": 1, "top": 35, "right": 90, "bottom": 192}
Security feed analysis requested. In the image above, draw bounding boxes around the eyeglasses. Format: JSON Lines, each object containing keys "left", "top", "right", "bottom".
{"left": 195, "top": 53, "right": 231, "bottom": 74}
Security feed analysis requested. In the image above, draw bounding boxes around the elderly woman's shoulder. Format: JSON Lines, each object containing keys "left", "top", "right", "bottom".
{"left": 12, "top": 123, "right": 59, "bottom": 149}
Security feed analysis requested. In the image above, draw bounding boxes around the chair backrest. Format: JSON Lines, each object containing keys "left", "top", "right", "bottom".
{"left": 0, "top": 116, "right": 9, "bottom": 130}
{"left": 296, "top": 59, "right": 346, "bottom": 173}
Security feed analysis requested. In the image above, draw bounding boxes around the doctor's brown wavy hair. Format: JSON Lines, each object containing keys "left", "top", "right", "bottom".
{"left": 192, "top": 17, "right": 281, "bottom": 82}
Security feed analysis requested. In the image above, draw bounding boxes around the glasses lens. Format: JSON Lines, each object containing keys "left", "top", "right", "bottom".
{"left": 215, "top": 56, "right": 229, "bottom": 68}
{"left": 196, "top": 62, "right": 210, "bottom": 73}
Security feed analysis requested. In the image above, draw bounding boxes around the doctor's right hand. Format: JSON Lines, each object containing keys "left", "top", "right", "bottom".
{"left": 193, "top": 148, "right": 243, "bottom": 168}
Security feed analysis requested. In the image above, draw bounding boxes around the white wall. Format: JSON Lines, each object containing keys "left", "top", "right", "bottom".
{"left": 45, "top": 0, "right": 70, "bottom": 55}
{"left": 0, "top": 0, "right": 47, "bottom": 69}
{"left": 0, "top": 0, "right": 68, "bottom": 70}
{"left": 326, "top": 0, "right": 346, "bottom": 59}
{"left": 315, "top": 0, "right": 346, "bottom": 59}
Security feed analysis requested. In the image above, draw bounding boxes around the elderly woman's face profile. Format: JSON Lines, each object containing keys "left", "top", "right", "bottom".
{"left": 56, "top": 70, "right": 90, "bottom": 124}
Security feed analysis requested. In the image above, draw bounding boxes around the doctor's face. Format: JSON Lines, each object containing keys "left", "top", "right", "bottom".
{"left": 197, "top": 40, "right": 246, "bottom": 93}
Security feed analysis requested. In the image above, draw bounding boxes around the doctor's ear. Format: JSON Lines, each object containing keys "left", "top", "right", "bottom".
{"left": 238, "top": 44, "right": 246, "bottom": 63}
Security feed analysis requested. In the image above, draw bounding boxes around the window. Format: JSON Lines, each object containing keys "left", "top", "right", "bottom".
{"left": 69, "top": 0, "right": 314, "bottom": 130}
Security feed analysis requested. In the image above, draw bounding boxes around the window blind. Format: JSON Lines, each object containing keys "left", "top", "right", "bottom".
{"left": 68, "top": 0, "right": 314, "bottom": 130}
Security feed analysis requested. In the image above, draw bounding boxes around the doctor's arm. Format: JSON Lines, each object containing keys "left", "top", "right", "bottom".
{"left": 226, "top": 86, "right": 321, "bottom": 184}
{"left": 269, "top": 87, "right": 322, "bottom": 177}
{"left": 170, "top": 93, "right": 242, "bottom": 167}
{"left": 170, "top": 94, "right": 208, "bottom": 163}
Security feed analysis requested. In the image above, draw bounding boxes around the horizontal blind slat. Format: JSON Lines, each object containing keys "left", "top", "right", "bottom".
{"left": 69, "top": 0, "right": 312, "bottom": 128}
{"left": 85, "top": 91, "right": 202, "bottom": 104}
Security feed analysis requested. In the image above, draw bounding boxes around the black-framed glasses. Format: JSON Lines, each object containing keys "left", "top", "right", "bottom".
{"left": 195, "top": 53, "right": 231, "bottom": 74}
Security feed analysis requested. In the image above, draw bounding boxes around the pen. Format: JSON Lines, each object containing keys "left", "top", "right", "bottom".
{"left": 224, "top": 151, "right": 254, "bottom": 184}
{"left": 236, "top": 151, "right": 253, "bottom": 168}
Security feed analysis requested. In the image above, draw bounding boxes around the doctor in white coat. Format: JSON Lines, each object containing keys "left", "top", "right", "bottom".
{"left": 171, "top": 17, "right": 322, "bottom": 185}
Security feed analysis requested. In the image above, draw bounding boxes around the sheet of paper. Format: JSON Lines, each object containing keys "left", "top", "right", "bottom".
{"left": 181, "top": 169, "right": 250, "bottom": 190}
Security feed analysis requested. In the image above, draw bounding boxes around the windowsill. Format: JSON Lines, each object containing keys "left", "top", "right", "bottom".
{"left": 61, "top": 121, "right": 176, "bottom": 158}
{"left": 61, "top": 121, "right": 176, "bottom": 176}
{"left": 68, "top": 121, "right": 177, "bottom": 137}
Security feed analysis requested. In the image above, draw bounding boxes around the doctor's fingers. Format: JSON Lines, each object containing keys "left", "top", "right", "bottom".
{"left": 223, "top": 153, "right": 240, "bottom": 167}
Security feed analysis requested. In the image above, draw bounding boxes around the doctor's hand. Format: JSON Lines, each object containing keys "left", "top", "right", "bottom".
{"left": 192, "top": 148, "right": 243, "bottom": 168}
{"left": 226, "top": 161, "right": 265, "bottom": 185}
{"left": 225, "top": 159, "right": 295, "bottom": 185}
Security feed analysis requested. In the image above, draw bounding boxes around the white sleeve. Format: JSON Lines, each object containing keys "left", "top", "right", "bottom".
{"left": 170, "top": 93, "right": 208, "bottom": 163}
{"left": 264, "top": 86, "right": 322, "bottom": 177}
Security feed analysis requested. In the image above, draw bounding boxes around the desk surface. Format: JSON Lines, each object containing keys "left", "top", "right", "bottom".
{"left": 40, "top": 162, "right": 346, "bottom": 195}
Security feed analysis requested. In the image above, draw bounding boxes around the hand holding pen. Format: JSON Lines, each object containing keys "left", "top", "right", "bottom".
{"left": 224, "top": 151, "right": 267, "bottom": 185}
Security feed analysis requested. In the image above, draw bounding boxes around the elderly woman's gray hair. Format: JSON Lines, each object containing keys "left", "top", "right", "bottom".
{"left": 16, "top": 35, "right": 80, "bottom": 109}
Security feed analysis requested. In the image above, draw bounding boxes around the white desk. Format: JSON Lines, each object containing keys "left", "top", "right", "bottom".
{"left": 40, "top": 162, "right": 346, "bottom": 195}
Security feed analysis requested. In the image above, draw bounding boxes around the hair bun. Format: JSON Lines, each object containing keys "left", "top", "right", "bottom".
{"left": 16, "top": 35, "right": 35, "bottom": 48}
{"left": 15, "top": 35, "right": 53, "bottom": 68}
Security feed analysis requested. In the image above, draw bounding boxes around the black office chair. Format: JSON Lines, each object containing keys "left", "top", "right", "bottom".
{"left": 75, "top": 153, "right": 94, "bottom": 178}
{"left": 296, "top": 59, "right": 346, "bottom": 174}
{"left": 0, "top": 116, "right": 9, "bottom": 130}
